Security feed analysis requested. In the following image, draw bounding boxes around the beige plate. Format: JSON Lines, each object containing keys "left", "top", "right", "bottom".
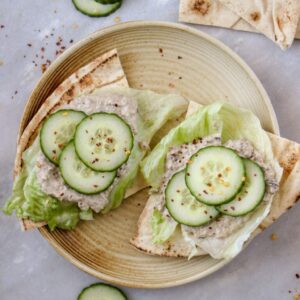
{"left": 19, "top": 21, "right": 279, "bottom": 288}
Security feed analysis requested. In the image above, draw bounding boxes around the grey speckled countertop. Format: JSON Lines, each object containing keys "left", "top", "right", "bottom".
{"left": 1, "top": 1, "right": 300, "bottom": 299}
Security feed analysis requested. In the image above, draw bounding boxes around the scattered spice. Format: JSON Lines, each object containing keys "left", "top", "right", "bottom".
{"left": 270, "top": 233, "right": 278, "bottom": 240}
{"left": 296, "top": 274, "right": 300, "bottom": 279}
{"left": 168, "top": 83, "right": 175, "bottom": 88}
{"left": 69, "top": 39, "right": 74, "bottom": 44}
{"left": 27, "top": 43, "right": 32, "bottom": 47}
{"left": 178, "top": 56, "right": 182, "bottom": 59}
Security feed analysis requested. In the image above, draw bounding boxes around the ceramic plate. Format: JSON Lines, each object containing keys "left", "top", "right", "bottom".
{"left": 19, "top": 21, "right": 279, "bottom": 288}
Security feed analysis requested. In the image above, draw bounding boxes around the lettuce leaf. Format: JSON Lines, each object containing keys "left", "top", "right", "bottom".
{"left": 95, "top": 87, "right": 188, "bottom": 212}
{"left": 142, "top": 102, "right": 282, "bottom": 258}
{"left": 3, "top": 139, "right": 90, "bottom": 230}
{"left": 151, "top": 208, "right": 177, "bottom": 244}
{"left": 4, "top": 88, "right": 188, "bottom": 230}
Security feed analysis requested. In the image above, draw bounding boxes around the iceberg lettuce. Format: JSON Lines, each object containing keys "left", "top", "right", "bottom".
{"left": 4, "top": 88, "right": 188, "bottom": 230}
{"left": 142, "top": 102, "right": 282, "bottom": 259}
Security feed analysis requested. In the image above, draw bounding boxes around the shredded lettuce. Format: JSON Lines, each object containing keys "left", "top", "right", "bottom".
{"left": 4, "top": 88, "right": 188, "bottom": 230}
{"left": 142, "top": 102, "right": 282, "bottom": 259}
{"left": 151, "top": 208, "right": 177, "bottom": 244}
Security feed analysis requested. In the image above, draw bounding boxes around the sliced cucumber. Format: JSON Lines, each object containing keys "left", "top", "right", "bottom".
{"left": 59, "top": 142, "right": 116, "bottom": 195}
{"left": 95, "top": 0, "right": 120, "bottom": 4}
{"left": 78, "top": 283, "right": 127, "bottom": 300}
{"left": 185, "top": 146, "right": 245, "bottom": 206}
{"left": 72, "top": 0, "right": 122, "bottom": 17}
{"left": 166, "top": 171, "right": 219, "bottom": 226}
{"left": 74, "top": 113, "right": 134, "bottom": 172}
{"left": 40, "top": 109, "right": 86, "bottom": 165}
{"left": 217, "top": 159, "right": 265, "bottom": 216}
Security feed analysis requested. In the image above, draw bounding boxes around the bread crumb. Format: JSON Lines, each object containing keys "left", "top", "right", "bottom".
{"left": 293, "top": 293, "right": 300, "bottom": 300}
{"left": 114, "top": 16, "right": 121, "bottom": 23}
{"left": 270, "top": 233, "right": 278, "bottom": 241}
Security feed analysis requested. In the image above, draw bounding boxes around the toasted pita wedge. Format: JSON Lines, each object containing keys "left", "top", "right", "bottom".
{"left": 131, "top": 101, "right": 300, "bottom": 257}
{"left": 179, "top": 0, "right": 300, "bottom": 47}
{"left": 16, "top": 49, "right": 132, "bottom": 231}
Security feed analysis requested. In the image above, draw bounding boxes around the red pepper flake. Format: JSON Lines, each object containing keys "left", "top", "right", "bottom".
{"left": 41, "top": 64, "right": 47, "bottom": 73}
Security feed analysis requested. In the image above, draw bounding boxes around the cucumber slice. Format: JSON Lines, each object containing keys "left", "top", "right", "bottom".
{"left": 95, "top": 0, "right": 120, "bottom": 4}
{"left": 72, "top": 0, "right": 122, "bottom": 17}
{"left": 59, "top": 142, "right": 116, "bottom": 195}
{"left": 74, "top": 113, "right": 134, "bottom": 172}
{"left": 217, "top": 159, "right": 265, "bottom": 216}
{"left": 185, "top": 146, "right": 245, "bottom": 206}
{"left": 78, "top": 283, "right": 127, "bottom": 300}
{"left": 40, "top": 109, "right": 86, "bottom": 165}
{"left": 166, "top": 171, "right": 219, "bottom": 226}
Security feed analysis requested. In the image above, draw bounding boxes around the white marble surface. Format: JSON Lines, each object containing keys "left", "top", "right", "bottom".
{"left": 1, "top": 1, "right": 300, "bottom": 299}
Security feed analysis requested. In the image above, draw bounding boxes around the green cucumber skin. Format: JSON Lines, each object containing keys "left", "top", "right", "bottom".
{"left": 74, "top": 112, "right": 134, "bottom": 172}
{"left": 216, "top": 159, "right": 266, "bottom": 217}
{"left": 77, "top": 283, "right": 127, "bottom": 300}
{"left": 72, "top": 0, "right": 122, "bottom": 17}
{"left": 95, "top": 0, "right": 120, "bottom": 4}
{"left": 59, "top": 141, "right": 116, "bottom": 195}
{"left": 166, "top": 201, "right": 219, "bottom": 227}
{"left": 40, "top": 109, "right": 87, "bottom": 165}
{"left": 165, "top": 171, "right": 219, "bottom": 227}
{"left": 185, "top": 146, "right": 246, "bottom": 206}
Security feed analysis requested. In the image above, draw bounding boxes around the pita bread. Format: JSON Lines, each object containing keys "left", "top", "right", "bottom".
{"left": 179, "top": 0, "right": 300, "bottom": 47}
{"left": 18, "top": 49, "right": 129, "bottom": 231}
{"left": 131, "top": 101, "right": 300, "bottom": 257}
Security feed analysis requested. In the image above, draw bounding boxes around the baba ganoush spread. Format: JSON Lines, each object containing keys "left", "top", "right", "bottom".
{"left": 154, "top": 135, "right": 279, "bottom": 239}
{"left": 36, "top": 92, "right": 139, "bottom": 212}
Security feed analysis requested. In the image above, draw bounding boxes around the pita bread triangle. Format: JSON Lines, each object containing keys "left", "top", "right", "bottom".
{"left": 17, "top": 49, "right": 134, "bottom": 230}
{"left": 218, "top": 0, "right": 300, "bottom": 49}
{"left": 179, "top": 0, "right": 300, "bottom": 48}
{"left": 131, "top": 100, "right": 300, "bottom": 258}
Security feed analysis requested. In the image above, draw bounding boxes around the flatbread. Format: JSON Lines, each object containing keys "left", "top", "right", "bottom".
{"left": 219, "top": 0, "right": 300, "bottom": 49}
{"left": 131, "top": 101, "right": 300, "bottom": 257}
{"left": 179, "top": 0, "right": 300, "bottom": 47}
{"left": 18, "top": 49, "right": 129, "bottom": 231}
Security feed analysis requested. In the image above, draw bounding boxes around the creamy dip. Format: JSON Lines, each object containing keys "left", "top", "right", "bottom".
{"left": 154, "top": 135, "right": 279, "bottom": 239}
{"left": 36, "top": 93, "right": 139, "bottom": 212}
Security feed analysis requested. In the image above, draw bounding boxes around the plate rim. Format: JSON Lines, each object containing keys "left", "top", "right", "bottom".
{"left": 19, "top": 20, "right": 279, "bottom": 288}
